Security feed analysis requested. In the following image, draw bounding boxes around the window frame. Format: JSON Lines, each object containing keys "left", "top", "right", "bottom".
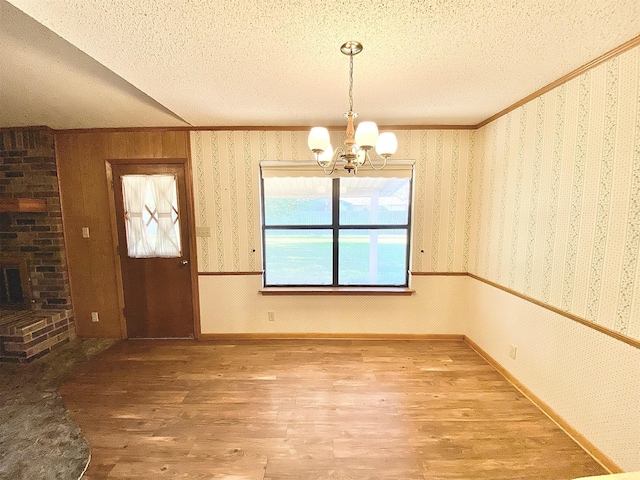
{"left": 261, "top": 176, "right": 413, "bottom": 288}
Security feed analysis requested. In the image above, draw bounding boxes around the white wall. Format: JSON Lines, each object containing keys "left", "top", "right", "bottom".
{"left": 199, "top": 275, "right": 468, "bottom": 335}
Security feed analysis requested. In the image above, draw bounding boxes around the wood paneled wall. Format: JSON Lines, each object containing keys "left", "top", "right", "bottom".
{"left": 55, "top": 131, "right": 189, "bottom": 337}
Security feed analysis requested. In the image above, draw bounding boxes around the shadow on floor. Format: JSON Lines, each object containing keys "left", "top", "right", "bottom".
{"left": 0, "top": 338, "right": 118, "bottom": 480}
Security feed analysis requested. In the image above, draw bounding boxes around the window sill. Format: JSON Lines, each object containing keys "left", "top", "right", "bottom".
{"left": 259, "top": 287, "right": 415, "bottom": 296}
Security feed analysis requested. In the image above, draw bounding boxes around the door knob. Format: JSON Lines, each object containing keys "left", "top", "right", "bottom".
{"left": 180, "top": 259, "right": 189, "bottom": 266}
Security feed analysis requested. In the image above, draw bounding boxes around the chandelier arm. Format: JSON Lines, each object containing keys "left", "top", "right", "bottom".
{"left": 316, "top": 153, "right": 335, "bottom": 176}
{"left": 365, "top": 151, "right": 388, "bottom": 171}
{"left": 318, "top": 147, "right": 345, "bottom": 176}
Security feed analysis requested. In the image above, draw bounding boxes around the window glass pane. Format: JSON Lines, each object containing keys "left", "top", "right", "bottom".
{"left": 340, "top": 177, "right": 410, "bottom": 225}
{"left": 264, "top": 229, "right": 333, "bottom": 285}
{"left": 263, "top": 177, "right": 332, "bottom": 225}
{"left": 338, "top": 229, "right": 408, "bottom": 285}
{"left": 122, "top": 174, "right": 181, "bottom": 258}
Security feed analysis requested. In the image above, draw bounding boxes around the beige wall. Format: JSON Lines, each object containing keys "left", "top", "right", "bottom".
{"left": 191, "top": 128, "right": 474, "bottom": 335}
{"left": 466, "top": 45, "right": 640, "bottom": 470}
{"left": 199, "top": 275, "right": 468, "bottom": 335}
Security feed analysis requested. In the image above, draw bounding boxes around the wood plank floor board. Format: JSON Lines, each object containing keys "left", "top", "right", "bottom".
{"left": 61, "top": 339, "right": 606, "bottom": 480}
{"left": 264, "top": 457, "right": 426, "bottom": 480}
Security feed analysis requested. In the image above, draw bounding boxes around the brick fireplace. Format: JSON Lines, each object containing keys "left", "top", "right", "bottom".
{"left": 0, "top": 128, "right": 75, "bottom": 362}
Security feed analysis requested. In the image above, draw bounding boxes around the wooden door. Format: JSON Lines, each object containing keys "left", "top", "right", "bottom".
{"left": 112, "top": 163, "right": 195, "bottom": 338}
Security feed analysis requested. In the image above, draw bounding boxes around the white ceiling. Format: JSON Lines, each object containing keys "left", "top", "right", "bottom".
{"left": 1, "top": 0, "right": 639, "bottom": 130}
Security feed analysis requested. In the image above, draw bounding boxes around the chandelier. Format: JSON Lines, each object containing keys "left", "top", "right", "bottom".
{"left": 307, "top": 41, "right": 398, "bottom": 175}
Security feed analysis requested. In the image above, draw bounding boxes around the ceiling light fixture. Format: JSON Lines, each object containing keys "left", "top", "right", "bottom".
{"left": 308, "top": 41, "right": 398, "bottom": 175}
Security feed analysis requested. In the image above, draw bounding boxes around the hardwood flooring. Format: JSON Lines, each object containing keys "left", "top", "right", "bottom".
{"left": 60, "top": 339, "right": 606, "bottom": 480}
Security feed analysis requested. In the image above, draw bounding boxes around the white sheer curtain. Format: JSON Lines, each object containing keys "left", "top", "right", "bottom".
{"left": 122, "top": 175, "right": 152, "bottom": 257}
{"left": 150, "top": 174, "right": 181, "bottom": 256}
{"left": 121, "top": 174, "right": 181, "bottom": 258}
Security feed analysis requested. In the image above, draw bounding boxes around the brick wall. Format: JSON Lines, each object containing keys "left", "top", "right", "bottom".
{"left": 0, "top": 128, "right": 72, "bottom": 311}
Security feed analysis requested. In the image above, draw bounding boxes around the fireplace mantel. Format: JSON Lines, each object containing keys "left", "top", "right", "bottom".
{"left": 0, "top": 198, "right": 47, "bottom": 213}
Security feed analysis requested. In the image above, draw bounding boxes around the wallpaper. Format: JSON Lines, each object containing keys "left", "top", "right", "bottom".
{"left": 191, "top": 129, "right": 473, "bottom": 274}
{"left": 469, "top": 44, "right": 640, "bottom": 341}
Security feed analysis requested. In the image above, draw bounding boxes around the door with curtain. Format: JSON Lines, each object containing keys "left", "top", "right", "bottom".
{"left": 112, "top": 163, "right": 195, "bottom": 338}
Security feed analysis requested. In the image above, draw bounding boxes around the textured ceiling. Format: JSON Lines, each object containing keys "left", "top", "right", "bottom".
{"left": 1, "top": 0, "right": 639, "bottom": 129}
{"left": 0, "top": 1, "right": 187, "bottom": 129}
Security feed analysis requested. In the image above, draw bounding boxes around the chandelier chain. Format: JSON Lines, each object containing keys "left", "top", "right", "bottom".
{"left": 348, "top": 53, "right": 354, "bottom": 113}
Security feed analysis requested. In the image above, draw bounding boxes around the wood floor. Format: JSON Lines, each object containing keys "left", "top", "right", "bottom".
{"left": 60, "top": 339, "right": 606, "bottom": 480}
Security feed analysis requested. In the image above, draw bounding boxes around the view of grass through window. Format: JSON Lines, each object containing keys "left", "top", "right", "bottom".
{"left": 262, "top": 176, "right": 411, "bottom": 286}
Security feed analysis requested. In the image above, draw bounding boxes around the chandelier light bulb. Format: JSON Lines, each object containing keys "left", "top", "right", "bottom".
{"left": 354, "top": 121, "right": 379, "bottom": 150}
{"left": 308, "top": 127, "right": 330, "bottom": 152}
{"left": 376, "top": 132, "right": 398, "bottom": 157}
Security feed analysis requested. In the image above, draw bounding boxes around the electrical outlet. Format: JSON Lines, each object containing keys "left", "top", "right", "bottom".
{"left": 91, "top": 311, "right": 99, "bottom": 322}
{"left": 82, "top": 227, "right": 90, "bottom": 238}
{"left": 267, "top": 310, "right": 275, "bottom": 321}
{"left": 509, "top": 344, "right": 517, "bottom": 359}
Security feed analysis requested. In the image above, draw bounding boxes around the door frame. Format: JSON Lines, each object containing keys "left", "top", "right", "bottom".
{"left": 105, "top": 157, "right": 201, "bottom": 339}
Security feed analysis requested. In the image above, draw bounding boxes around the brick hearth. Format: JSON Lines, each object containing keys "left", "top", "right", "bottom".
{"left": 0, "top": 309, "right": 76, "bottom": 362}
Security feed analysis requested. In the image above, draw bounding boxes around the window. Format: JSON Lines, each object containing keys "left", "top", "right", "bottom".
{"left": 121, "top": 174, "right": 181, "bottom": 258}
{"left": 261, "top": 165, "right": 412, "bottom": 287}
